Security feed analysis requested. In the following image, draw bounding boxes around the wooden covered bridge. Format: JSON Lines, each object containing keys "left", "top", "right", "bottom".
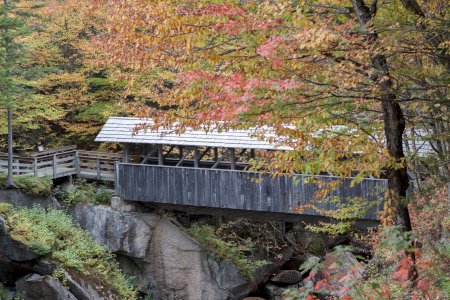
{"left": 0, "top": 117, "right": 387, "bottom": 223}
{"left": 97, "top": 117, "right": 386, "bottom": 223}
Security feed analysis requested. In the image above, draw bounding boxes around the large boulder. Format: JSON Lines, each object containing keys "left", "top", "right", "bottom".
{"left": 15, "top": 274, "right": 77, "bottom": 300}
{"left": 264, "top": 283, "right": 300, "bottom": 300}
{"left": 269, "top": 270, "right": 302, "bottom": 285}
{"left": 314, "top": 251, "right": 365, "bottom": 296}
{"left": 73, "top": 204, "right": 151, "bottom": 258}
{"left": 64, "top": 272, "right": 116, "bottom": 300}
{"left": 73, "top": 204, "right": 253, "bottom": 300}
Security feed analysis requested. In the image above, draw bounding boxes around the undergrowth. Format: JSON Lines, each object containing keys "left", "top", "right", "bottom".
{"left": 54, "top": 179, "right": 110, "bottom": 206}
{"left": 188, "top": 224, "right": 269, "bottom": 279}
{"left": 0, "top": 282, "right": 22, "bottom": 300}
{"left": 3, "top": 206, "right": 136, "bottom": 299}
{"left": 284, "top": 181, "right": 450, "bottom": 299}
{"left": 0, "top": 174, "right": 52, "bottom": 196}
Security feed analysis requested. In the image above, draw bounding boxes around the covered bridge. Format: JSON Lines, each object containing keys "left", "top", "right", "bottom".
{"left": 96, "top": 117, "right": 386, "bottom": 224}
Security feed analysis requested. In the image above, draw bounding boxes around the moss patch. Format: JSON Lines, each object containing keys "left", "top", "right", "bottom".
{"left": 0, "top": 174, "right": 52, "bottom": 196}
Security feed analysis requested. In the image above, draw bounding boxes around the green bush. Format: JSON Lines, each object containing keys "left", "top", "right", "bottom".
{"left": 188, "top": 224, "right": 268, "bottom": 279}
{"left": 60, "top": 179, "right": 110, "bottom": 206}
{"left": 5, "top": 207, "right": 136, "bottom": 299}
{"left": 0, "top": 202, "right": 13, "bottom": 215}
{"left": 0, "top": 174, "right": 52, "bottom": 196}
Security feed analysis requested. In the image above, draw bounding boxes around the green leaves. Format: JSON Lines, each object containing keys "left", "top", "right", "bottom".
{"left": 5, "top": 206, "right": 137, "bottom": 299}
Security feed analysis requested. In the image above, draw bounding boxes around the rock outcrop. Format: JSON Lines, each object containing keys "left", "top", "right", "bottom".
{"left": 73, "top": 204, "right": 253, "bottom": 300}
{"left": 0, "top": 209, "right": 121, "bottom": 300}
{"left": 16, "top": 274, "right": 77, "bottom": 300}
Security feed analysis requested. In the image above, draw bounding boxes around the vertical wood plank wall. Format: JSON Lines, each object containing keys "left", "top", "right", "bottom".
{"left": 117, "top": 163, "right": 386, "bottom": 220}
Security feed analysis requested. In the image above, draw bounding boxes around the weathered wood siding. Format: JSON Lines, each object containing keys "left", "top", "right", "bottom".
{"left": 117, "top": 163, "right": 386, "bottom": 220}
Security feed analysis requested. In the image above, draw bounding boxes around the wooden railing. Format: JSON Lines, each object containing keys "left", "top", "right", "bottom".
{"left": 0, "top": 147, "right": 122, "bottom": 181}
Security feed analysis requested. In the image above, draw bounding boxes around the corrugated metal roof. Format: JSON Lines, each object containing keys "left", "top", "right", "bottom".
{"left": 96, "top": 117, "right": 436, "bottom": 156}
{"left": 95, "top": 117, "right": 292, "bottom": 150}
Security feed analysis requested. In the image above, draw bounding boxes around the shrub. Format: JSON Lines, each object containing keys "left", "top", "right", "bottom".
{"left": 60, "top": 179, "right": 111, "bottom": 206}
{"left": 5, "top": 207, "right": 136, "bottom": 299}
{"left": 0, "top": 202, "right": 13, "bottom": 215}
{"left": 0, "top": 174, "right": 52, "bottom": 196}
{"left": 188, "top": 224, "right": 268, "bottom": 278}
{"left": 93, "top": 186, "right": 110, "bottom": 205}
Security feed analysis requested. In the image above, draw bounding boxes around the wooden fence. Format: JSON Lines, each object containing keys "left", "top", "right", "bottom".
{"left": 0, "top": 146, "right": 121, "bottom": 181}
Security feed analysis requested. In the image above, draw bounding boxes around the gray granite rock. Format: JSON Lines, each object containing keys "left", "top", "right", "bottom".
{"left": 15, "top": 274, "right": 77, "bottom": 300}
{"left": 270, "top": 270, "right": 302, "bottom": 285}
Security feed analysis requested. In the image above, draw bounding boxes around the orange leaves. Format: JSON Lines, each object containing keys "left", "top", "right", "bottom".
{"left": 392, "top": 253, "right": 413, "bottom": 286}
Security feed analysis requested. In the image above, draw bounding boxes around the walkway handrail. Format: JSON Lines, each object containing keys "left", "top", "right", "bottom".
{"left": 0, "top": 147, "right": 120, "bottom": 180}
{"left": 30, "top": 145, "right": 77, "bottom": 157}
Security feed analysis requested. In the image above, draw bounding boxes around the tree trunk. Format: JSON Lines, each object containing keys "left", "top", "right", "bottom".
{"left": 351, "top": 0, "right": 411, "bottom": 230}
{"left": 5, "top": 108, "right": 16, "bottom": 188}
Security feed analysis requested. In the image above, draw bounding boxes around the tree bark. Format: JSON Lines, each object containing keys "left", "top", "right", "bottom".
{"left": 351, "top": 0, "right": 411, "bottom": 230}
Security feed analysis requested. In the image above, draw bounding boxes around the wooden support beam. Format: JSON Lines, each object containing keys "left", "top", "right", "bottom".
{"left": 230, "top": 148, "right": 236, "bottom": 170}
{"left": 141, "top": 146, "right": 156, "bottom": 164}
{"left": 212, "top": 151, "right": 226, "bottom": 169}
{"left": 214, "top": 148, "right": 218, "bottom": 161}
{"left": 194, "top": 147, "right": 200, "bottom": 168}
{"left": 163, "top": 145, "right": 176, "bottom": 158}
{"left": 236, "top": 149, "right": 247, "bottom": 161}
{"left": 198, "top": 147, "right": 211, "bottom": 161}
{"left": 123, "top": 143, "right": 129, "bottom": 163}
{"left": 157, "top": 145, "right": 164, "bottom": 165}
{"left": 179, "top": 146, "right": 184, "bottom": 160}
{"left": 176, "top": 152, "right": 189, "bottom": 167}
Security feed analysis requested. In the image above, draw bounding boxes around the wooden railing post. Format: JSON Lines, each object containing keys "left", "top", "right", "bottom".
{"left": 52, "top": 154, "right": 57, "bottom": 178}
{"left": 75, "top": 151, "right": 81, "bottom": 176}
{"left": 13, "top": 159, "right": 17, "bottom": 175}
{"left": 33, "top": 157, "right": 38, "bottom": 176}
{"left": 96, "top": 158, "right": 101, "bottom": 180}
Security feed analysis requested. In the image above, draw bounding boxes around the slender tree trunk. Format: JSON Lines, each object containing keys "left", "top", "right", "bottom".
{"left": 351, "top": 0, "right": 412, "bottom": 230}
{"left": 5, "top": 108, "right": 15, "bottom": 188}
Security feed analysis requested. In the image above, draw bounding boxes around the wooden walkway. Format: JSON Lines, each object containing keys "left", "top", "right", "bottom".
{"left": 0, "top": 146, "right": 120, "bottom": 181}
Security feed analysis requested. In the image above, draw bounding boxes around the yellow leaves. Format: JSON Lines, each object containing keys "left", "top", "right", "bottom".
{"left": 294, "top": 27, "right": 338, "bottom": 52}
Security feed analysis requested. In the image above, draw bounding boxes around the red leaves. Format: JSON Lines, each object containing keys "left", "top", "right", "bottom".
{"left": 256, "top": 36, "right": 283, "bottom": 58}
{"left": 392, "top": 255, "right": 412, "bottom": 284}
{"left": 314, "top": 279, "right": 330, "bottom": 290}
{"left": 416, "top": 278, "right": 432, "bottom": 292}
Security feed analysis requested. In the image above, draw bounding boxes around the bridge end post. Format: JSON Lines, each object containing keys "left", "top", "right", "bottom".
{"left": 75, "top": 150, "right": 81, "bottom": 176}
{"left": 114, "top": 161, "right": 120, "bottom": 196}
